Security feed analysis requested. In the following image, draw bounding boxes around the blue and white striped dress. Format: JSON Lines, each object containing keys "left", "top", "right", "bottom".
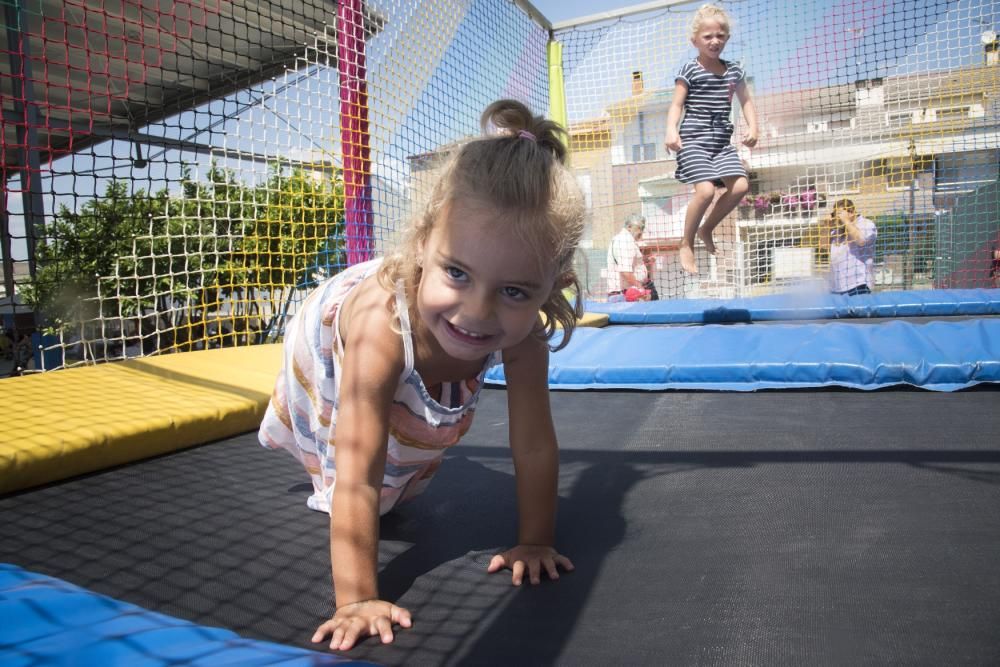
{"left": 674, "top": 58, "right": 747, "bottom": 186}
{"left": 258, "top": 259, "right": 500, "bottom": 515}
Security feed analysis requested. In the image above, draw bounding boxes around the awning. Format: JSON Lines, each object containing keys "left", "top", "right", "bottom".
{"left": 752, "top": 130, "right": 1000, "bottom": 170}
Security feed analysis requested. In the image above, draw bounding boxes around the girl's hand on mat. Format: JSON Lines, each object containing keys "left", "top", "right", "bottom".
{"left": 488, "top": 544, "right": 575, "bottom": 586}
{"left": 312, "top": 599, "right": 412, "bottom": 651}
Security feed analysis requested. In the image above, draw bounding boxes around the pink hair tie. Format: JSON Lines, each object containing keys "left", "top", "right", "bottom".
{"left": 517, "top": 129, "right": 536, "bottom": 142}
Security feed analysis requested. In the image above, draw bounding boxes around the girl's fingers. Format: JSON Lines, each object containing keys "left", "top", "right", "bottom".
{"left": 391, "top": 604, "right": 413, "bottom": 628}
{"left": 511, "top": 559, "right": 526, "bottom": 586}
{"left": 555, "top": 554, "right": 576, "bottom": 572}
{"left": 487, "top": 553, "right": 507, "bottom": 573}
{"left": 330, "top": 625, "right": 347, "bottom": 650}
{"left": 373, "top": 616, "right": 394, "bottom": 644}
{"left": 311, "top": 623, "right": 330, "bottom": 643}
{"left": 527, "top": 559, "right": 542, "bottom": 585}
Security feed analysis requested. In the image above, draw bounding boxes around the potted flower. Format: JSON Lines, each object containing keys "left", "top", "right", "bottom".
{"left": 738, "top": 196, "right": 754, "bottom": 218}
{"left": 781, "top": 192, "right": 800, "bottom": 211}
{"left": 753, "top": 194, "right": 770, "bottom": 219}
{"left": 767, "top": 192, "right": 783, "bottom": 214}
{"left": 799, "top": 189, "right": 818, "bottom": 211}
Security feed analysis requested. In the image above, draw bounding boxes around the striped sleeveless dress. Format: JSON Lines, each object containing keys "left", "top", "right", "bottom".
{"left": 673, "top": 58, "right": 748, "bottom": 186}
{"left": 258, "top": 258, "right": 500, "bottom": 515}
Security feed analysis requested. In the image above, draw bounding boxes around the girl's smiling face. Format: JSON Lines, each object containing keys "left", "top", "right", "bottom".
{"left": 692, "top": 19, "right": 730, "bottom": 61}
{"left": 415, "top": 199, "right": 556, "bottom": 362}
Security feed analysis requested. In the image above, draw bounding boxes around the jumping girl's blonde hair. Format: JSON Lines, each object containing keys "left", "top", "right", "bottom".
{"left": 690, "top": 4, "right": 732, "bottom": 38}
{"left": 379, "top": 99, "right": 586, "bottom": 350}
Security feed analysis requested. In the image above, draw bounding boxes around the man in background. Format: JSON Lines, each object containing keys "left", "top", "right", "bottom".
{"left": 607, "top": 214, "right": 658, "bottom": 301}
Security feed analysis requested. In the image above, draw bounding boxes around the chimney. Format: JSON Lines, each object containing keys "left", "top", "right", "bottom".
{"left": 632, "top": 70, "right": 644, "bottom": 96}
{"left": 982, "top": 30, "right": 998, "bottom": 65}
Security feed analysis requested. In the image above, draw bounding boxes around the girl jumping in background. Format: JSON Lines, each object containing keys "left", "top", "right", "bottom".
{"left": 665, "top": 3, "right": 759, "bottom": 274}
{"left": 259, "top": 99, "right": 583, "bottom": 652}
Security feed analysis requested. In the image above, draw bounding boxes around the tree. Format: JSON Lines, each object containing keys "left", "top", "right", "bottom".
{"left": 22, "top": 180, "right": 170, "bottom": 335}
{"left": 240, "top": 164, "right": 346, "bottom": 341}
{"left": 23, "top": 162, "right": 345, "bottom": 359}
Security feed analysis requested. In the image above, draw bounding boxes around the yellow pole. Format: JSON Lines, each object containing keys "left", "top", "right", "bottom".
{"left": 547, "top": 38, "right": 567, "bottom": 147}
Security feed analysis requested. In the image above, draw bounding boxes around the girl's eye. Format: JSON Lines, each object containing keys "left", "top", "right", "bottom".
{"left": 502, "top": 286, "right": 528, "bottom": 300}
{"left": 445, "top": 266, "right": 467, "bottom": 281}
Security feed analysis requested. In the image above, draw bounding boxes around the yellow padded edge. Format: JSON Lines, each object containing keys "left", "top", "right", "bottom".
{"left": 543, "top": 309, "right": 610, "bottom": 329}
{"left": 0, "top": 311, "right": 605, "bottom": 496}
{"left": 0, "top": 345, "right": 283, "bottom": 496}
{"left": 576, "top": 312, "right": 610, "bottom": 328}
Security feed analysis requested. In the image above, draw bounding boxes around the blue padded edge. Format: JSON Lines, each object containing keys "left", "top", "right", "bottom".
{"left": 0, "top": 564, "right": 376, "bottom": 667}
{"left": 485, "top": 319, "right": 1000, "bottom": 391}
{"left": 585, "top": 288, "right": 1000, "bottom": 324}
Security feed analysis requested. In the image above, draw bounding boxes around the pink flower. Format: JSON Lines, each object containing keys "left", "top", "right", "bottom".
{"left": 781, "top": 193, "right": 800, "bottom": 208}
{"left": 800, "top": 189, "right": 818, "bottom": 210}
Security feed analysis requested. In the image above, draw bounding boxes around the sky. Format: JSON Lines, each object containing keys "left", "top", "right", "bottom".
{"left": 7, "top": 0, "right": 991, "bottom": 260}
{"left": 530, "top": 0, "right": 638, "bottom": 25}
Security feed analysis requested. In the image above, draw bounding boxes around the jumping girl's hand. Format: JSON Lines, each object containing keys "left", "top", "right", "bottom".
{"left": 665, "top": 132, "right": 683, "bottom": 152}
{"left": 312, "top": 599, "right": 413, "bottom": 651}
{"left": 487, "top": 544, "right": 575, "bottom": 586}
{"left": 741, "top": 131, "right": 758, "bottom": 148}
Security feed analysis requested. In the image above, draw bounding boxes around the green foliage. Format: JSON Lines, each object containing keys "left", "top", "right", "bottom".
{"left": 242, "top": 164, "right": 345, "bottom": 289}
{"left": 22, "top": 162, "right": 345, "bottom": 349}
{"left": 873, "top": 213, "right": 909, "bottom": 261}
{"left": 22, "top": 180, "right": 170, "bottom": 331}
{"left": 873, "top": 213, "right": 937, "bottom": 266}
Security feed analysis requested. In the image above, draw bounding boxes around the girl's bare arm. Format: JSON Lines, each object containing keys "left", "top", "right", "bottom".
{"left": 735, "top": 80, "right": 759, "bottom": 147}
{"left": 486, "top": 333, "right": 574, "bottom": 585}
{"left": 665, "top": 81, "right": 688, "bottom": 152}
{"left": 314, "top": 279, "right": 411, "bottom": 650}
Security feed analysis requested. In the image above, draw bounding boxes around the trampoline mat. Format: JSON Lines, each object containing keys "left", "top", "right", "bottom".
{"left": 3, "top": 388, "right": 1000, "bottom": 666}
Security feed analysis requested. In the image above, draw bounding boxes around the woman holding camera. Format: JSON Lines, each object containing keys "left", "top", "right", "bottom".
{"left": 822, "top": 198, "right": 877, "bottom": 296}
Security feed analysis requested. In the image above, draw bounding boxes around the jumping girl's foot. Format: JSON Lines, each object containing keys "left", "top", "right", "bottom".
{"left": 697, "top": 227, "right": 716, "bottom": 255}
{"left": 679, "top": 244, "right": 698, "bottom": 274}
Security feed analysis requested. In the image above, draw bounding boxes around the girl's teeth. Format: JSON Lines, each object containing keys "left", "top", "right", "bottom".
{"left": 454, "top": 324, "right": 485, "bottom": 338}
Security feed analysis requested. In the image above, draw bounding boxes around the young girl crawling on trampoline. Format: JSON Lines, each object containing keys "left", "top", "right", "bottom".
{"left": 259, "top": 99, "right": 583, "bottom": 651}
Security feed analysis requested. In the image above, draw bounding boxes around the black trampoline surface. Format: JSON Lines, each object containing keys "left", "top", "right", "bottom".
{"left": 3, "top": 387, "right": 1000, "bottom": 666}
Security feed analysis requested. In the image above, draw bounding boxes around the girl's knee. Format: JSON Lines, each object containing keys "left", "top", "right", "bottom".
{"left": 730, "top": 178, "right": 749, "bottom": 198}
{"left": 692, "top": 183, "right": 716, "bottom": 201}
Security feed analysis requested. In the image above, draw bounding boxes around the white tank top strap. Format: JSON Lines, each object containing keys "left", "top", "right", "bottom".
{"left": 394, "top": 280, "right": 415, "bottom": 377}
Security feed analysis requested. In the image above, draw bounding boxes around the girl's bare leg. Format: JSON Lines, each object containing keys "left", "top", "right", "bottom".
{"left": 697, "top": 176, "right": 749, "bottom": 256}
{"left": 680, "top": 182, "right": 717, "bottom": 274}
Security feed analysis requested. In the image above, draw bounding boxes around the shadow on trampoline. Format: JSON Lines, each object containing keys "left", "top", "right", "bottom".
{"left": 2, "top": 387, "right": 999, "bottom": 665}
{"left": 368, "top": 455, "right": 638, "bottom": 666}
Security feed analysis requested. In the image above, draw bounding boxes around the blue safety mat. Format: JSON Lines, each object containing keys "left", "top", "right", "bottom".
{"left": 585, "top": 289, "right": 1000, "bottom": 324}
{"left": 485, "top": 318, "right": 1000, "bottom": 391}
{"left": 0, "top": 564, "right": 375, "bottom": 667}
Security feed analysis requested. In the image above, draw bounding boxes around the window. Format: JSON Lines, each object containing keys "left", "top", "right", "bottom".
{"left": 884, "top": 164, "right": 919, "bottom": 191}
{"left": 625, "top": 112, "right": 659, "bottom": 163}
{"left": 855, "top": 78, "right": 884, "bottom": 106}
{"left": 933, "top": 106, "right": 971, "bottom": 122}
{"left": 632, "top": 143, "right": 656, "bottom": 162}
{"left": 826, "top": 165, "right": 861, "bottom": 195}
{"left": 936, "top": 151, "right": 999, "bottom": 193}
{"left": 885, "top": 111, "right": 913, "bottom": 128}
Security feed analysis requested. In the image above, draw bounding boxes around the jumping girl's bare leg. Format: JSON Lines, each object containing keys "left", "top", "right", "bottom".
{"left": 680, "top": 181, "right": 717, "bottom": 274}
{"left": 696, "top": 226, "right": 717, "bottom": 255}
{"left": 697, "top": 176, "right": 748, "bottom": 257}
